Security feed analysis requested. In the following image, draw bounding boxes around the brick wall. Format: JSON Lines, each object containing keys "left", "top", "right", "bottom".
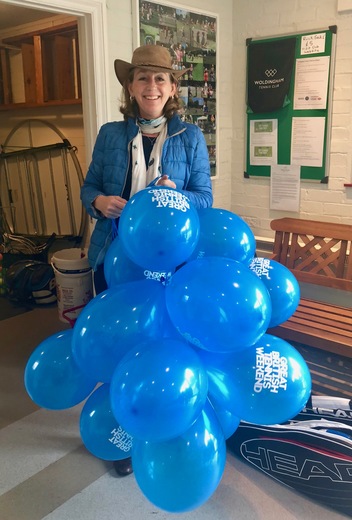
{"left": 232, "top": 0, "right": 352, "bottom": 240}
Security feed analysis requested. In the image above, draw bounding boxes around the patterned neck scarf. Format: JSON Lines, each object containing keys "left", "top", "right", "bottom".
{"left": 130, "top": 116, "right": 167, "bottom": 197}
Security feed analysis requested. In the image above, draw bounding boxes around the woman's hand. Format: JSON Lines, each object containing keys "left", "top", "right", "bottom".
{"left": 93, "top": 195, "right": 127, "bottom": 218}
{"left": 156, "top": 175, "right": 176, "bottom": 189}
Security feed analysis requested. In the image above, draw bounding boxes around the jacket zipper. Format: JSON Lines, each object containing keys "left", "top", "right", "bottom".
{"left": 120, "top": 138, "right": 133, "bottom": 197}
{"left": 161, "top": 127, "right": 186, "bottom": 169}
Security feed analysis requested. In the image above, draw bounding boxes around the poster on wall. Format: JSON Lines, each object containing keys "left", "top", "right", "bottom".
{"left": 134, "top": 1, "right": 218, "bottom": 177}
{"left": 245, "top": 26, "right": 337, "bottom": 182}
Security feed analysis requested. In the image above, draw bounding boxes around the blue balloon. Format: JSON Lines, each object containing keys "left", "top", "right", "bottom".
{"left": 249, "top": 257, "right": 300, "bottom": 327}
{"left": 118, "top": 187, "right": 200, "bottom": 272}
{"left": 207, "top": 397, "right": 240, "bottom": 440}
{"left": 189, "top": 208, "right": 256, "bottom": 266}
{"left": 72, "top": 279, "right": 169, "bottom": 383}
{"left": 197, "top": 349, "right": 241, "bottom": 439}
{"left": 110, "top": 338, "right": 208, "bottom": 441}
{"left": 104, "top": 237, "right": 146, "bottom": 287}
{"left": 104, "top": 236, "right": 173, "bottom": 288}
{"left": 165, "top": 257, "right": 272, "bottom": 352}
{"left": 161, "top": 311, "right": 185, "bottom": 340}
{"left": 80, "top": 384, "right": 132, "bottom": 461}
{"left": 132, "top": 400, "right": 226, "bottom": 513}
{"left": 24, "top": 329, "right": 96, "bottom": 410}
{"left": 210, "top": 334, "right": 311, "bottom": 425}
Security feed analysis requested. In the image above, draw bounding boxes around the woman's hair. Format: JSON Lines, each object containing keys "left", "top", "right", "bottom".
{"left": 119, "top": 69, "right": 182, "bottom": 121}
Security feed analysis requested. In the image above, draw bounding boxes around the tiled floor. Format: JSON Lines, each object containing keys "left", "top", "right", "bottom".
{"left": 0, "top": 304, "right": 350, "bottom": 520}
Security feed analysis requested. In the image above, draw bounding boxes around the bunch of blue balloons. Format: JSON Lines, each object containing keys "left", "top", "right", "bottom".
{"left": 24, "top": 187, "right": 311, "bottom": 513}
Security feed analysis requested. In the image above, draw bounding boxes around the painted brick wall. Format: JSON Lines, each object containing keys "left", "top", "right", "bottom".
{"left": 232, "top": 0, "right": 352, "bottom": 240}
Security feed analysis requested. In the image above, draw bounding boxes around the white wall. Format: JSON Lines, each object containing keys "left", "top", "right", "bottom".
{"left": 232, "top": 0, "right": 352, "bottom": 239}
{"left": 2, "top": 1, "right": 351, "bottom": 244}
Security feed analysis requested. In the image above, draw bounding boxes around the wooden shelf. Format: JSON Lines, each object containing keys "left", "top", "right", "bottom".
{"left": 0, "top": 99, "right": 82, "bottom": 111}
{"left": 0, "top": 22, "right": 81, "bottom": 109}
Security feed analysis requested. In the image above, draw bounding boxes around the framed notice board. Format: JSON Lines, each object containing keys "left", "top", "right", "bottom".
{"left": 245, "top": 26, "right": 337, "bottom": 181}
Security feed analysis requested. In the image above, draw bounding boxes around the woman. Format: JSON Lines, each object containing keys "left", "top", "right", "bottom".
{"left": 80, "top": 44, "right": 213, "bottom": 476}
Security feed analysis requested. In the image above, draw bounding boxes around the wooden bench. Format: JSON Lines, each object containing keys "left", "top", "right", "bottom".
{"left": 267, "top": 217, "right": 352, "bottom": 358}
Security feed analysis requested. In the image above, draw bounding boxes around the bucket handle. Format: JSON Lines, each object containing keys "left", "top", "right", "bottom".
{"left": 51, "top": 261, "right": 91, "bottom": 275}
{"left": 51, "top": 261, "right": 59, "bottom": 274}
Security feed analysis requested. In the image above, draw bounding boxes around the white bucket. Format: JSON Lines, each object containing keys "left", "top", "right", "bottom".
{"left": 51, "top": 249, "right": 93, "bottom": 325}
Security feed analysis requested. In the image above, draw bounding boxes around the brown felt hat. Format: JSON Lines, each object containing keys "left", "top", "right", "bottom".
{"left": 114, "top": 45, "right": 187, "bottom": 85}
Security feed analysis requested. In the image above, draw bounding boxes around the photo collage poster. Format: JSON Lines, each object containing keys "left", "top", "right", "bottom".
{"left": 138, "top": 1, "right": 217, "bottom": 176}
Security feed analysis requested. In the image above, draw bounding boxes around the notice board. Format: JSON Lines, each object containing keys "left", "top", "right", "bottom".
{"left": 245, "top": 27, "right": 337, "bottom": 181}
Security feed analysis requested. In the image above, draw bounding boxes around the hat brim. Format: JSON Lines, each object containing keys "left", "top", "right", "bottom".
{"left": 114, "top": 59, "right": 187, "bottom": 85}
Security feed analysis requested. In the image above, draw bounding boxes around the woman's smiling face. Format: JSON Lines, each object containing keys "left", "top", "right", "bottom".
{"left": 128, "top": 69, "right": 176, "bottom": 120}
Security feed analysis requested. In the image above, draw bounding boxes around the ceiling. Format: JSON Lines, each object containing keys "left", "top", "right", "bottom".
{"left": 0, "top": 3, "right": 56, "bottom": 31}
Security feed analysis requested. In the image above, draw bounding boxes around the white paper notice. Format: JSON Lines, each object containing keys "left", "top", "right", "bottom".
{"left": 293, "top": 56, "right": 330, "bottom": 110}
{"left": 301, "top": 32, "right": 326, "bottom": 55}
{"left": 249, "top": 119, "right": 278, "bottom": 165}
{"left": 291, "top": 117, "right": 325, "bottom": 167}
{"left": 270, "top": 165, "right": 301, "bottom": 212}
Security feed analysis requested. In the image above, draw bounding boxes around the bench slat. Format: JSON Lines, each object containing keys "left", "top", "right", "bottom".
{"left": 287, "top": 314, "right": 352, "bottom": 338}
{"left": 300, "top": 299, "right": 352, "bottom": 314}
{"left": 269, "top": 314, "right": 352, "bottom": 342}
{"left": 268, "top": 322, "right": 352, "bottom": 358}
{"left": 269, "top": 299, "right": 352, "bottom": 340}
{"left": 294, "top": 302, "right": 352, "bottom": 326}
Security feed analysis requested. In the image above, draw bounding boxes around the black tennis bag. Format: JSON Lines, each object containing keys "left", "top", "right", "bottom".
{"left": 5, "top": 259, "right": 56, "bottom": 304}
{"left": 227, "top": 396, "right": 352, "bottom": 517}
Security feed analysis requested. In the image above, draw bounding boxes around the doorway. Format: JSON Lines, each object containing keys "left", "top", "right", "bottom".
{"left": 0, "top": 0, "right": 110, "bottom": 159}
{"left": 0, "top": 0, "right": 110, "bottom": 255}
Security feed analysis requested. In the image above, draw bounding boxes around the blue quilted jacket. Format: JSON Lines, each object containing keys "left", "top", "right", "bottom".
{"left": 81, "top": 114, "right": 213, "bottom": 270}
